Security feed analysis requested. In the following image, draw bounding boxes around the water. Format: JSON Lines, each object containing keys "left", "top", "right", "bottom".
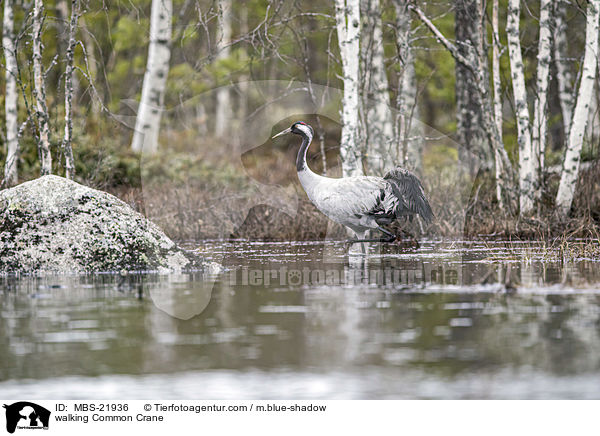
{"left": 1, "top": 240, "right": 600, "bottom": 399}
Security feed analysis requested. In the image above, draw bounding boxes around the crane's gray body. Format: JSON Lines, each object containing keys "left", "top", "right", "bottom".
{"left": 274, "top": 122, "right": 433, "bottom": 241}
{"left": 298, "top": 167, "right": 432, "bottom": 235}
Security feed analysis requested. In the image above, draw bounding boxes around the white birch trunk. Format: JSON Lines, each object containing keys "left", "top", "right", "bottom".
{"left": 3, "top": 0, "right": 19, "bottom": 186}
{"left": 394, "top": 0, "right": 422, "bottom": 175}
{"left": 530, "top": 0, "right": 552, "bottom": 207}
{"left": 33, "top": 0, "right": 52, "bottom": 175}
{"left": 586, "top": 81, "right": 599, "bottom": 144}
{"left": 556, "top": 0, "right": 600, "bottom": 216}
{"left": 214, "top": 0, "right": 233, "bottom": 138}
{"left": 491, "top": 0, "right": 502, "bottom": 137}
{"left": 55, "top": 0, "right": 81, "bottom": 111}
{"left": 473, "top": 0, "right": 517, "bottom": 215}
{"left": 553, "top": 0, "right": 574, "bottom": 139}
{"left": 507, "top": 0, "right": 534, "bottom": 215}
{"left": 62, "top": 0, "right": 79, "bottom": 179}
{"left": 335, "top": 0, "right": 363, "bottom": 177}
{"left": 362, "top": 0, "right": 394, "bottom": 176}
{"left": 472, "top": 0, "right": 516, "bottom": 211}
{"left": 491, "top": 0, "right": 504, "bottom": 208}
{"left": 131, "top": 0, "right": 172, "bottom": 154}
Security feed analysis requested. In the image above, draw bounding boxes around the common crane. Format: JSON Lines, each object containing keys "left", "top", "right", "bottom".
{"left": 272, "top": 121, "right": 434, "bottom": 244}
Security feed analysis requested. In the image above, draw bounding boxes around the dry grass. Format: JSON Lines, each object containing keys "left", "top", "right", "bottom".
{"left": 112, "top": 182, "right": 347, "bottom": 241}
{"left": 103, "top": 139, "right": 600, "bottom": 243}
{"left": 109, "top": 173, "right": 599, "bottom": 243}
{"left": 482, "top": 237, "right": 600, "bottom": 264}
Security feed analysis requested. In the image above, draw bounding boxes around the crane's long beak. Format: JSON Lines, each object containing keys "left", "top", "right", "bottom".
{"left": 272, "top": 127, "right": 292, "bottom": 139}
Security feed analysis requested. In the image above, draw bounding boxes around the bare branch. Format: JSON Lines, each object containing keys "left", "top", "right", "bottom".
{"left": 407, "top": 2, "right": 474, "bottom": 74}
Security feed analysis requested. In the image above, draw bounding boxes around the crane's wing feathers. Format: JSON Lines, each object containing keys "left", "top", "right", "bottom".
{"left": 382, "top": 168, "right": 434, "bottom": 223}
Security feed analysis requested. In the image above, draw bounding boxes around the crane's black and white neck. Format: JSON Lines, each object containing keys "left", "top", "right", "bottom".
{"left": 273, "top": 121, "right": 314, "bottom": 172}
{"left": 272, "top": 121, "right": 434, "bottom": 252}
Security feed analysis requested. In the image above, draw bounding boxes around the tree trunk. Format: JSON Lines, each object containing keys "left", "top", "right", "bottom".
{"left": 131, "top": 0, "right": 173, "bottom": 154}
{"left": 79, "top": 16, "right": 101, "bottom": 116}
{"left": 394, "top": 0, "right": 423, "bottom": 175}
{"left": 552, "top": 0, "right": 574, "bottom": 140}
{"left": 335, "top": 0, "right": 363, "bottom": 177}
{"left": 214, "top": 0, "right": 233, "bottom": 138}
{"left": 400, "top": 61, "right": 423, "bottom": 173}
{"left": 586, "top": 80, "right": 599, "bottom": 145}
{"left": 409, "top": 1, "right": 517, "bottom": 213}
{"left": 33, "top": 0, "right": 52, "bottom": 175}
{"left": 507, "top": 0, "right": 535, "bottom": 215}
{"left": 235, "top": 5, "right": 249, "bottom": 152}
{"left": 362, "top": 0, "right": 394, "bottom": 176}
{"left": 56, "top": 0, "right": 80, "bottom": 104}
{"left": 472, "top": 0, "right": 516, "bottom": 212}
{"left": 62, "top": 0, "right": 79, "bottom": 179}
{"left": 491, "top": 0, "right": 504, "bottom": 208}
{"left": 530, "top": 0, "right": 552, "bottom": 209}
{"left": 3, "top": 0, "right": 19, "bottom": 186}
{"left": 556, "top": 0, "right": 600, "bottom": 216}
{"left": 454, "top": 0, "right": 489, "bottom": 175}
{"left": 54, "top": 0, "right": 69, "bottom": 90}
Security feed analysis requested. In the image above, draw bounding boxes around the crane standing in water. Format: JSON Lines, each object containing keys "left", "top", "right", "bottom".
{"left": 272, "top": 121, "right": 433, "bottom": 245}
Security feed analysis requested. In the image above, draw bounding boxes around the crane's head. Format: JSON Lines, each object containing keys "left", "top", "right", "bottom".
{"left": 272, "top": 121, "right": 314, "bottom": 139}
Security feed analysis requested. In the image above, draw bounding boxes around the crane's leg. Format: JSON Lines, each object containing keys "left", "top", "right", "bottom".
{"left": 344, "top": 230, "right": 370, "bottom": 252}
{"left": 358, "top": 230, "right": 369, "bottom": 254}
{"left": 348, "top": 227, "right": 396, "bottom": 244}
{"left": 376, "top": 226, "right": 396, "bottom": 242}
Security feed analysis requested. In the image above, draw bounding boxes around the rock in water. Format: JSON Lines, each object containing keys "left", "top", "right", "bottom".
{"left": 0, "top": 175, "right": 194, "bottom": 274}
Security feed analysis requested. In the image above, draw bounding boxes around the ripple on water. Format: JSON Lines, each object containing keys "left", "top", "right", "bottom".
{"left": 1, "top": 239, "right": 600, "bottom": 398}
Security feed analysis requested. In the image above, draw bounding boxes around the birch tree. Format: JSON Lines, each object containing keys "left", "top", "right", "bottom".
{"left": 469, "top": 0, "right": 516, "bottom": 211}
{"left": 586, "top": 81, "right": 599, "bottom": 145}
{"left": 214, "top": 0, "right": 233, "bottom": 138}
{"left": 454, "top": 0, "right": 489, "bottom": 173}
{"left": 507, "top": 0, "right": 535, "bottom": 215}
{"left": 235, "top": 5, "right": 249, "bottom": 150}
{"left": 409, "top": 2, "right": 517, "bottom": 212}
{"left": 3, "top": 0, "right": 19, "bottom": 186}
{"left": 56, "top": 0, "right": 68, "bottom": 51}
{"left": 79, "top": 16, "right": 101, "bottom": 116}
{"left": 335, "top": 0, "right": 363, "bottom": 177}
{"left": 531, "top": 0, "right": 552, "bottom": 198}
{"left": 394, "top": 0, "right": 423, "bottom": 174}
{"left": 556, "top": 0, "right": 600, "bottom": 216}
{"left": 362, "top": 0, "right": 394, "bottom": 176}
{"left": 553, "top": 0, "right": 574, "bottom": 139}
{"left": 131, "top": 0, "right": 173, "bottom": 154}
{"left": 33, "top": 0, "right": 52, "bottom": 175}
{"left": 491, "top": 0, "right": 504, "bottom": 208}
{"left": 61, "top": 0, "right": 80, "bottom": 179}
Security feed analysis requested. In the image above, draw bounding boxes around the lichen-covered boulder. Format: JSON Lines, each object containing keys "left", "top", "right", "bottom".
{"left": 0, "top": 175, "right": 196, "bottom": 274}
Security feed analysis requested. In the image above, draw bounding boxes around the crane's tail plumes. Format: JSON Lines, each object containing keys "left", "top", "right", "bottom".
{"left": 384, "top": 168, "right": 434, "bottom": 224}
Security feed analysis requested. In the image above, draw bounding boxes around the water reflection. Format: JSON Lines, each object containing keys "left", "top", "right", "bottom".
{"left": 1, "top": 240, "right": 600, "bottom": 399}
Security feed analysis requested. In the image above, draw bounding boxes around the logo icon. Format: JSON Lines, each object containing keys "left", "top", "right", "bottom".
{"left": 3, "top": 402, "right": 50, "bottom": 434}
